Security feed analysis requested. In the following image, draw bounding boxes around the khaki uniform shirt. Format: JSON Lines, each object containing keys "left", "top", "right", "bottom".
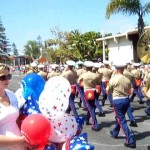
{"left": 61, "top": 69, "right": 78, "bottom": 85}
{"left": 107, "top": 74, "right": 131, "bottom": 98}
{"left": 47, "top": 70, "right": 61, "bottom": 80}
{"left": 37, "top": 71, "right": 47, "bottom": 81}
{"left": 98, "top": 68, "right": 113, "bottom": 81}
{"left": 146, "top": 88, "right": 150, "bottom": 98}
{"left": 123, "top": 69, "right": 135, "bottom": 83}
{"left": 131, "top": 69, "right": 141, "bottom": 79}
{"left": 79, "top": 71, "right": 101, "bottom": 90}
{"left": 76, "top": 68, "right": 86, "bottom": 78}
{"left": 26, "top": 69, "right": 34, "bottom": 74}
{"left": 143, "top": 69, "right": 150, "bottom": 83}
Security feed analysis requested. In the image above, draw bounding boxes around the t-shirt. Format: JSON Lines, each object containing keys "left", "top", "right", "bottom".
{"left": 0, "top": 89, "right": 25, "bottom": 150}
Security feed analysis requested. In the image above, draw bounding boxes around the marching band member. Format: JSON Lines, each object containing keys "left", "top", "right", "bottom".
{"left": 61, "top": 60, "right": 79, "bottom": 119}
{"left": 106, "top": 62, "right": 136, "bottom": 148}
{"left": 123, "top": 64, "right": 138, "bottom": 127}
{"left": 37, "top": 64, "right": 47, "bottom": 81}
{"left": 75, "top": 61, "right": 87, "bottom": 109}
{"left": 47, "top": 64, "right": 61, "bottom": 80}
{"left": 93, "top": 62, "right": 105, "bottom": 117}
{"left": 98, "top": 60, "right": 113, "bottom": 106}
{"left": 130, "top": 63, "right": 144, "bottom": 104}
{"left": 78, "top": 61, "right": 101, "bottom": 131}
{"left": 26, "top": 62, "right": 38, "bottom": 74}
{"left": 143, "top": 77, "right": 150, "bottom": 116}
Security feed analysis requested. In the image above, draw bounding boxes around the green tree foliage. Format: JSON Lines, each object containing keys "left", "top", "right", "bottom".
{"left": 24, "top": 40, "right": 40, "bottom": 60}
{"left": 46, "top": 28, "right": 104, "bottom": 63}
{"left": 69, "top": 30, "right": 102, "bottom": 60}
{"left": 12, "top": 43, "right": 19, "bottom": 56}
{"left": 106, "top": 0, "right": 150, "bottom": 36}
{"left": 24, "top": 27, "right": 111, "bottom": 63}
{"left": 0, "top": 16, "right": 11, "bottom": 54}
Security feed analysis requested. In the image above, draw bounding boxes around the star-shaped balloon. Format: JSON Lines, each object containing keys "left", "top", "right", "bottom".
{"left": 76, "top": 116, "right": 85, "bottom": 135}
{"left": 44, "top": 143, "right": 57, "bottom": 150}
{"left": 62, "top": 133, "right": 95, "bottom": 150}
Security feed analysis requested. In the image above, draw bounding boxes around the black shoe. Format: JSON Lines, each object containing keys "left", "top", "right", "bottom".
{"left": 83, "top": 108, "right": 88, "bottom": 111}
{"left": 147, "top": 145, "right": 150, "bottom": 150}
{"left": 92, "top": 126, "right": 101, "bottom": 131}
{"left": 110, "top": 131, "right": 118, "bottom": 139}
{"left": 139, "top": 101, "right": 144, "bottom": 104}
{"left": 144, "top": 110, "right": 150, "bottom": 116}
{"left": 98, "top": 112, "right": 105, "bottom": 117}
{"left": 78, "top": 103, "right": 81, "bottom": 108}
{"left": 124, "top": 143, "right": 136, "bottom": 148}
{"left": 101, "top": 102, "right": 105, "bottom": 106}
{"left": 130, "top": 121, "right": 138, "bottom": 127}
{"left": 86, "top": 121, "right": 90, "bottom": 125}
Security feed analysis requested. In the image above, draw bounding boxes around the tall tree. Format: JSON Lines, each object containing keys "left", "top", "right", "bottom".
{"left": 0, "top": 16, "right": 11, "bottom": 54}
{"left": 24, "top": 40, "right": 40, "bottom": 60}
{"left": 12, "top": 43, "right": 19, "bottom": 56}
{"left": 69, "top": 30, "right": 102, "bottom": 60}
{"left": 106, "top": 0, "right": 150, "bottom": 36}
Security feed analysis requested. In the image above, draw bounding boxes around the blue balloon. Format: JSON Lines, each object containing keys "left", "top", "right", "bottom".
{"left": 76, "top": 116, "right": 85, "bottom": 135}
{"left": 66, "top": 133, "right": 95, "bottom": 150}
{"left": 44, "top": 144, "right": 57, "bottom": 150}
{"left": 21, "top": 73, "right": 45, "bottom": 101}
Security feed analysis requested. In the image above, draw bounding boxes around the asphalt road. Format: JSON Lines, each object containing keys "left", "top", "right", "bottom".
{"left": 9, "top": 74, "right": 150, "bottom": 150}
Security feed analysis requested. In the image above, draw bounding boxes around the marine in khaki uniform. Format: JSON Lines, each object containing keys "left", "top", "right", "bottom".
{"left": 143, "top": 77, "right": 150, "bottom": 116}
{"left": 78, "top": 61, "right": 101, "bottom": 131}
{"left": 75, "top": 61, "right": 87, "bottom": 109}
{"left": 26, "top": 62, "right": 38, "bottom": 74}
{"left": 143, "top": 65, "right": 150, "bottom": 85}
{"left": 37, "top": 64, "right": 47, "bottom": 81}
{"left": 76, "top": 61, "right": 86, "bottom": 77}
{"left": 130, "top": 63, "right": 144, "bottom": 104}
{"left": 106, "top": 63, "right": 136, "bottom": 148}
{"left": 98, "top": 61, "right": 113, "bottom": 106}
{"left": 47, "top": 64, "right": 61, "bottom": 80}
{"left": 61, "top": 60, "right": 79, "bottom": 119}
{"left": 123, "top": 64, "right": 138, "bottom": 127}
{"left": 92, "top": 62, "right": 105, "bottom": 116}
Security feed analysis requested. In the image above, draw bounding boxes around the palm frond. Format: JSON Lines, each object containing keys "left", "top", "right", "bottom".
{"left": 106, "top": 0, "right": 140, "bottom": 18}
{"left": 142, "top": 2, "right": 150, "bottom": 16}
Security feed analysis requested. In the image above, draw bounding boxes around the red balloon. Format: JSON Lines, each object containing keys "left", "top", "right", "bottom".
{"left": 21, "top": 114, "right": 51, "bottom": 146}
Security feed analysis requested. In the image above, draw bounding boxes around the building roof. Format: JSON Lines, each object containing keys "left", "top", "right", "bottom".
{"left": 96, "top": 26, "right": 150, "bottom": 41}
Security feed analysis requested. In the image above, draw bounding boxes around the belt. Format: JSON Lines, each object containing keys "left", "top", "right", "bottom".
{"left": 84, "top": 88, "right": 96, "bottom": 92}
{"left": 113, "top": 96, "right": 128, "bottom": 100}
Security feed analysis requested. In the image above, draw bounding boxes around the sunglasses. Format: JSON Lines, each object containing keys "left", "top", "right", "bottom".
{"left": 0, "top": 74, "right": 12, "bottom": 81}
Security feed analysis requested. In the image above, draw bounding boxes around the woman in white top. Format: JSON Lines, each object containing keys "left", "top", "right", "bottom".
{"left": 0, "top": 64, "right": 29, "bottom": 150}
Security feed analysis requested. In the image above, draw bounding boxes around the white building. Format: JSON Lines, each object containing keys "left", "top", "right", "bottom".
{"left": 97, "top": 26, "right": 150, "bottom": 64}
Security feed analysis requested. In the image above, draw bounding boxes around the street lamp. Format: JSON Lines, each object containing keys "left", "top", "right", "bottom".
{"left": 101, "top": 31, "right": 106, "bottom": 62}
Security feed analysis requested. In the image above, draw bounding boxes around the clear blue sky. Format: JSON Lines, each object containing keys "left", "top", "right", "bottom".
{"left": 0, "top": 0, "right": 149, "bottom": 54}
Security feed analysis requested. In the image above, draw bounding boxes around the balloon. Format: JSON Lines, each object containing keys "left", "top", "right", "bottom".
{"left": 76, "top": 116, "right": 85, "bottom": 135}
{"left": 15, "top": 88, "right": 26, "bottom": 109}
{"left": 44, "top": 144, "right": 57, "bottom": 150}
{"left": 21, "top": 73, "right": 45, "bottom": 101}
{"left": 62, "top": 133, "right": 95, "bottom": 150}
{"left": 19, "top": 95, "right": 41, "bottom": 116}
{"left": 39, "top": 76, "right": 71, "bottom": 116}
{"left": 47, "top": 112, "right": 77, "bottom": 143}
{"left": 39, "top": 90, "right": 69, "bottom": 117}
{"left": 21, "top": 114, "right": 51, "bottom": 149}
{"left": 44, "top": 76, "right": 71, "bottom": 100}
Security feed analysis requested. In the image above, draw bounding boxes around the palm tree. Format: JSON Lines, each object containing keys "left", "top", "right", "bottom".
{"left": 106, "top": 0, "right": 150, "bottom": 37}
{"left": 24, "top": 40, "right": 40, "bottom": 60}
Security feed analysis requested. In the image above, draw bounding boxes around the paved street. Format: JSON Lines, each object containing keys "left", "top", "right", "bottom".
{"left": 9, "top": 74, "right": 150, "bottom": 150}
